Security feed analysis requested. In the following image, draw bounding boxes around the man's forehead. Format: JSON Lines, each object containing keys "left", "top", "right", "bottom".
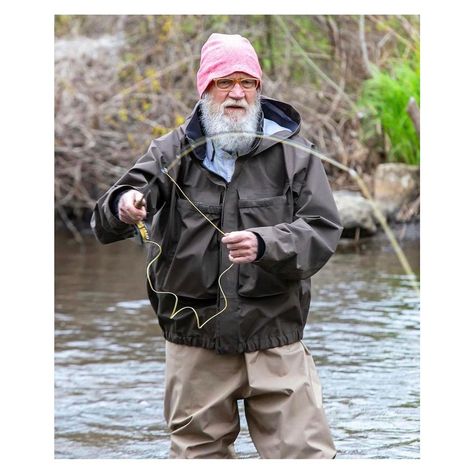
{"left": 219, "top": 71, "right": 257, "bottom": 79}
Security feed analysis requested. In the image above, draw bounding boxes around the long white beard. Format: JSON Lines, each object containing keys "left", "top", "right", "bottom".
{"left": 200, "top": 92, "right": 262, "bottom": 155}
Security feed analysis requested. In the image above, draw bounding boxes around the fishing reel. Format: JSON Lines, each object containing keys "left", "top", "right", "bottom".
{"left": 135, "top": 220, "right": 150, "bottom": 243}
{"left": 134, "top": 196, "right": 150, "bottom": 243}
{"left": 132, "top": 168, "right": 170, "bottom": 244}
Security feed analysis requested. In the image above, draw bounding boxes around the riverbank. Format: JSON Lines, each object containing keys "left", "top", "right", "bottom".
{"left": 55, "top": 16, "right": 419, "bottom": 238}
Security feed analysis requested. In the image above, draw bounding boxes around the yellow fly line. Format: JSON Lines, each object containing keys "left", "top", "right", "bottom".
{"left": 137, "top": 168, "right": 234, "bottom": 329}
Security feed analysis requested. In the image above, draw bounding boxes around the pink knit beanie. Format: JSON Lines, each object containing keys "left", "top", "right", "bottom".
{"left": 196, "top": 33, "right": 263, "bottom": 98}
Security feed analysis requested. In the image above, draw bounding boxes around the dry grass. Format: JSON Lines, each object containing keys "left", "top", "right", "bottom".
{"left": 54, "top": 15, "right": 419, "bottom": 236}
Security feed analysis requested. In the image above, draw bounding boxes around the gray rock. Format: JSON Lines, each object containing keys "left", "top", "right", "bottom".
{"left": 333, "top": 190, "right": 378, "bottom": 235}
{"left": 374, "top": 163, "right": 420, "bottom": 218}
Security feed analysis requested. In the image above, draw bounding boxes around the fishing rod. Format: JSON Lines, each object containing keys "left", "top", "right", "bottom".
{"left": 125, "top": 131, "right": 418, "bottom": 331}
{"left": 130, "top": 132, "right": 420, "bottom": 295}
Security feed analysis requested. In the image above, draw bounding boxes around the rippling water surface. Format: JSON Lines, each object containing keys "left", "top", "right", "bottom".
{"left": 55, "top": 227, "right": 419, "bottom": 459}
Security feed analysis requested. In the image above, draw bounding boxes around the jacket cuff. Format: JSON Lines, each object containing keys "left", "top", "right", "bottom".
{"left": 246, "top": 226, "right": 278, "bottom": 266}
{"left": 250, "top": 231, "right": 266, "bottom": 261}
{"left": 109, "top": 186, "right": 133, "bottom": 218}
{"left": 104, "top": 185, "right": 136, "bottom": 233}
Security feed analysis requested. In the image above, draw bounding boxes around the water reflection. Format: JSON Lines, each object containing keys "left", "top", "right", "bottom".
{"left": 55, "top": 228, "right": 419, "bottom": 459}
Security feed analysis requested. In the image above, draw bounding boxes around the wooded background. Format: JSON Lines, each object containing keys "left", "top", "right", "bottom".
{"left": 54, "top": 15, "right": 420, "bottom": 234}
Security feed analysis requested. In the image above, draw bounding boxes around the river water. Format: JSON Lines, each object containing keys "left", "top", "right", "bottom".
{"left": 55, "top": 226, "right": 420, "bottom": 459}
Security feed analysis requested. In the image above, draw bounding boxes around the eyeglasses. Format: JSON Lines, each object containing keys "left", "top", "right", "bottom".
{"left": 213, "top": 77, "right": 260, "bottom": 91}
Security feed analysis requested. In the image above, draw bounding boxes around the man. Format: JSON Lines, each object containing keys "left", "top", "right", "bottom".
{"left": 91, "top": 33, "right": 343, "bottom": 459}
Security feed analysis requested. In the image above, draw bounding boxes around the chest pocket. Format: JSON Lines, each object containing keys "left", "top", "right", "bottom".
{"left": 237, "top": 189, "right": 293, "bottom": 297}
{"left": 238, "top": 194, "right": 292, "bottom": 227}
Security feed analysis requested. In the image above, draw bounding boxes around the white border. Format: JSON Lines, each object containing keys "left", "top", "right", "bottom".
{"left": 3, "top": 1, "right": 473, "bottom": 472}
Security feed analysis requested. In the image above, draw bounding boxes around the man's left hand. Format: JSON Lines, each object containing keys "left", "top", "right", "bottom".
{"left": 221, "top": 231, "right": 258, "bottom": 264}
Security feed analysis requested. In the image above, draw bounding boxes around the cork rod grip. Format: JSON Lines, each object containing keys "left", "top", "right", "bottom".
{"left": 134, "top": 196, "right": 146, "bottom": 209}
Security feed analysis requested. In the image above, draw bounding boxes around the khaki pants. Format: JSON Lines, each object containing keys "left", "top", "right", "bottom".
{"left": 164, "top": 340, "right": 336, "bottom": 459}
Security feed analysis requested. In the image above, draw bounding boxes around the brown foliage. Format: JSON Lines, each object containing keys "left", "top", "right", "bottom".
{"left": 54, "top": 15, "right": 419, "bottom": 233}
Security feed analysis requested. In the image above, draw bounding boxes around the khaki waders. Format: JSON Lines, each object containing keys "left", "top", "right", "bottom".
{"left": 164, "top": 340, "right": 336, "bottom": 459}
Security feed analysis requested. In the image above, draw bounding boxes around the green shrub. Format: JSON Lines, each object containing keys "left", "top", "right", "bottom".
{"left": 359, "top": 59, "right": 420, "bottom": 165}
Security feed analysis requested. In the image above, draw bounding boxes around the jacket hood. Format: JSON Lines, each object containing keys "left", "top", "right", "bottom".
{"left": 183, "top": 95, "right": 302, "bottom": 160}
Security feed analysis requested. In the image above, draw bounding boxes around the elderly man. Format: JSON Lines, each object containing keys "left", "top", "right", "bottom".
{"left": 91, "top": 33, "right": 343, "bottom": 459}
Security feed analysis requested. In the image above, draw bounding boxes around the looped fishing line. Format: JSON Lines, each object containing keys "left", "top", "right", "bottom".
{"left": 139, "top": 169, "right": 234, "bottom": 329}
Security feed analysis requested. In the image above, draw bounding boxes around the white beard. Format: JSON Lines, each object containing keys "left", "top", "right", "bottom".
{"left": 200, "top": 92, "right": 262, "bottom": 155}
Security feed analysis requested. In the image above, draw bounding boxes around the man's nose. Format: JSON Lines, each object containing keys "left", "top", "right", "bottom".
{"left": 228, "top": 83, "right": 246, "bottom": 99}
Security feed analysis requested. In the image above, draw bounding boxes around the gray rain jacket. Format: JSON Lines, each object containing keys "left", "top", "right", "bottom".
{"left": 91, "top": 96, "right": 343, "bottom": 354}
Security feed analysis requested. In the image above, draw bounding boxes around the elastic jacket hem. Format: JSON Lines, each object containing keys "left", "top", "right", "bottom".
{"left": 162, "top": 329, "right": 303, "bottom": 354}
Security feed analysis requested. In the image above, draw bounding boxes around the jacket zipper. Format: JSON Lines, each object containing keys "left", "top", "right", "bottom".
{"left": 217, "top": 183, "right": 227, "bottom": 311}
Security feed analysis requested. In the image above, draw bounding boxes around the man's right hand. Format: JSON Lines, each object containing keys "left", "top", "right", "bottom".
{"left": 117, "top": 190, "right": 147, "bottom": 224}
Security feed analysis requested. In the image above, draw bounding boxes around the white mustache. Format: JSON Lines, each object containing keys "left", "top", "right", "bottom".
{"left": 221, "top": 99, "right": 249, "bottom": 110}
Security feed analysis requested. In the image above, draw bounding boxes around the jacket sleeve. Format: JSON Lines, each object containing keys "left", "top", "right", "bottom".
{"left": 90, "top": 138, "right": 173, "bottom": 244}
{"left": 246, "top": 152, "right": 343, "bottom": 280}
